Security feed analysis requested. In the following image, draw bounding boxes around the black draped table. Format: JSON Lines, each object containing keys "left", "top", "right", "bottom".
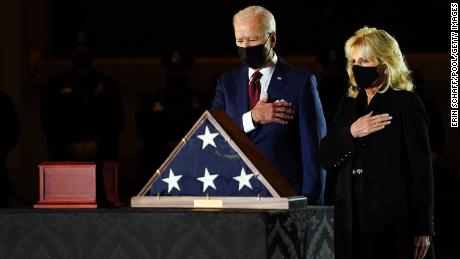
{"left": 0, "top": 206, "right": 333, "bottom": 259}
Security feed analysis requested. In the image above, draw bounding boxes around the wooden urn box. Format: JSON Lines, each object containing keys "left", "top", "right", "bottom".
{"left": 34, "top": 162, "right": 97, "bottom": 208}
{"left": 131, "top": 110, "right": 307, "bottom": 210}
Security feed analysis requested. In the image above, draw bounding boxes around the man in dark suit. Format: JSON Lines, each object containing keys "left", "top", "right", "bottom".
{"left": 212, "top": 6, "right": 327, "bottom": 204}
{"left": 41, "top": 36, "right": 123, "bottom": 207}
{"left": 41, "top": 38, "right": 123, "bottom": 162}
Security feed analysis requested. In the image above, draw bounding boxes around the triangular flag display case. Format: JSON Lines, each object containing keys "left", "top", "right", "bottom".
{"left": 131, "top": 109, "right": 307, "bottom": 209}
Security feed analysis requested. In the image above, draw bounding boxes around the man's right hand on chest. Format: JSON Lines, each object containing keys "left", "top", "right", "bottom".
{"left": 251, "top": 95, "right": 294, "bottom": 125}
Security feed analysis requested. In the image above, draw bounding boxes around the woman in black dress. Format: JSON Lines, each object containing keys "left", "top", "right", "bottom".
{"left": 320, "top": 27, "right": 434, "bottom": 259}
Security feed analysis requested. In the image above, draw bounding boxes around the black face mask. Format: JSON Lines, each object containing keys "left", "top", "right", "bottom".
{"left": 352, "top": 65, "right": 380, "bottom": 89}
{"left": 237, "top": 34, "right": 272, "bottom": 69}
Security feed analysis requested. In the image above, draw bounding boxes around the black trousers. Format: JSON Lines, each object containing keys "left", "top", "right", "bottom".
{"left": 350, "top": 174, "right": 435, "bottom": 259}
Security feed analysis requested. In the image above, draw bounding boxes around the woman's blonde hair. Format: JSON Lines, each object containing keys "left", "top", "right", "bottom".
{"left": 344, "top": 26, "right": 413, "bottom": 98}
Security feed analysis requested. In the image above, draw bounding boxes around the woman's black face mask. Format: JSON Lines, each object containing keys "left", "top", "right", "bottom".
{"left": 237, "top": 34, "right": 272, "bottom": 69}
{"left": 352, "top": 65, "right": 381, "bottom": 89}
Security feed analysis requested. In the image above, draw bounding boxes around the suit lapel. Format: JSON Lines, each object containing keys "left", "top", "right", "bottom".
{"left": 267, "top": 59, "right": 288, "bottom": 102}
{"left": 236, "top": 66, "right": 249, "bottom": 115}
{"left": 250, "top": 59, "right": 289, "bottom": 139}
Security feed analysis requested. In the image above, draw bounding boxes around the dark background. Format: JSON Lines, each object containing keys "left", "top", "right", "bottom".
{"left": 50, "top": 1, "right": 449, "bottom": 57}
{"left": 0, "top": 1, "right": 457, "bottom": 258}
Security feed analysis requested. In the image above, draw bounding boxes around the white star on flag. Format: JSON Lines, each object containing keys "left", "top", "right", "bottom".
{"left": 233, "top": 168, "right": 254, "bottom": 191}
{"left": 197, "top": 126, "right": 219, "bottom": 149}
{"left": 197, "top": 168, "right": 219, "bottom": 192}
{"left": 162, "top": 169, "right": 183, "bottom": 193}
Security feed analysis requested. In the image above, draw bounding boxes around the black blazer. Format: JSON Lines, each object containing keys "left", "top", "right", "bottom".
{"left": 320, "top": 88, "right": 434, "bottom": 256}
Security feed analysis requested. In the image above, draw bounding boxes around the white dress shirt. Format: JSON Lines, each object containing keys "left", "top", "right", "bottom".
{"left": 242, "top": 53, "right": 278, "bottom": 133}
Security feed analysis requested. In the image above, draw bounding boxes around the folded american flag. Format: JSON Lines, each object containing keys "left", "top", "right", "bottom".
{"left": 149, "top": 119, "right": 271, "bottom": 197}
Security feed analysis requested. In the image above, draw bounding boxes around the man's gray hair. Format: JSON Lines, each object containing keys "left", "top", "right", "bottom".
{"left": 233, "top": 6, "right": 276, "bottom": 33}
